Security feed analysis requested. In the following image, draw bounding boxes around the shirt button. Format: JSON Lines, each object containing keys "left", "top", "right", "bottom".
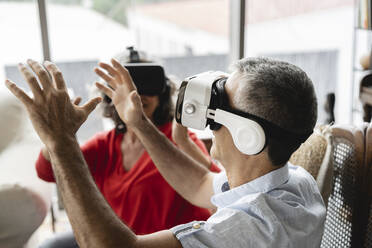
{"left": 192, "top": 222, "right": 201, "bottom": 229}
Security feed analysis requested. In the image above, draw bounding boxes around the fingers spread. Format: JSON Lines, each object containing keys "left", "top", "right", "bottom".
{"left": 44, "top": 61, "right": 67, "bottom": 90}
{"left": 81, "top": 97, "right": 102, "bottom": 115}
{"left": 26, "top": 59, "right": 52, "bottom": 92}
{"left": 18, "top": 63, "right": 43, "bottom": 99}
{"left": 98, "top": 62, "right": 120, "bottom": 79}
{"left": 5, "top": 79, "right": 33, "bottom": 106}
{"left": 94, "top": 67, "right": 116, "bottom": 88}
{"left": 95, "top": 82, "right": 114, "bottom": 99}
{"left": 111, "top": 58, "right": 137, "bottom": 91}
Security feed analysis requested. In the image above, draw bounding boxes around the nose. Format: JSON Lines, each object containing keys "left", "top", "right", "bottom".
{"left": 140, "top": 95, "right": 149, "bottom": 100}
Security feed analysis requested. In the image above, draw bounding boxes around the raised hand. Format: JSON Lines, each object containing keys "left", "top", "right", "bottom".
{"left": 5, "top": 59, "right": 102, "bottom": 148}
{"left": 94, "top": 58, "right": 145, "bottom": 127}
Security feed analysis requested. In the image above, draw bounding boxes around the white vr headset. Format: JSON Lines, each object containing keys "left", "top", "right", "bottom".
{"left": 175, "top": 71, "right": 309, "bottom": 155}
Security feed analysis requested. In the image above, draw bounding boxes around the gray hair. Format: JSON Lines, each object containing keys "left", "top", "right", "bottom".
{"left": 231, "top": 57, "right": 317, "bottom": 165}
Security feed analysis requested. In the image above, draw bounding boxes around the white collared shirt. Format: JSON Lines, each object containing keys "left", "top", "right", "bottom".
{"left": 171, "top": 163, "right": 326, "bottom": 248}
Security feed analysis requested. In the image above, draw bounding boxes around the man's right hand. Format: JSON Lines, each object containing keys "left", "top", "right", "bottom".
{"left": 5, "top": 60, "right": 101, "bottom": 150}
{"left": 41, "top": 96, "right": 82, "bottom": 162}
{"left": 94, "top": 59, "right": 146, "bottom": 128}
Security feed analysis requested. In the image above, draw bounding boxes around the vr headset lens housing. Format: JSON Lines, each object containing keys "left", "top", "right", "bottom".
{"left": 123, "top": 63, "right": 166, "bottom": 96}
{"left": 175, "top": 72, "right": 238, "bottom": 131}
{"left": 208, "top": 78, "right": 228, "bottom": 131}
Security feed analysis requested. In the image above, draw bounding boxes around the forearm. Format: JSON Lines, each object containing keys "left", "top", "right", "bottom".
{"left": 177, "top": 137, "right": 211, "bottom": 169}
{"left": 133, "top": 118, "right": 214, "bottom": 208}
{"left": 48, "top": 136, "right": 137, "bottom": 248}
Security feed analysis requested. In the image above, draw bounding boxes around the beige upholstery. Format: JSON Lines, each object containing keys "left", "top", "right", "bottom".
{"left": 290, "top": 126, "right": 333, "bottom": 206}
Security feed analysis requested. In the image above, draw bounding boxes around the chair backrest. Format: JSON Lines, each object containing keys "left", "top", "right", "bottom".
{"left": 320, "top": 125, "right": 365, "bottom": 248}
{"left": 361, "top": 123, "right": 372, "bottom": 247}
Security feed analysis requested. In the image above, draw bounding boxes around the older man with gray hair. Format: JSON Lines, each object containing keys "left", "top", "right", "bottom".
{"left": 5, "top": 57, "right": 325, "bottom": 247}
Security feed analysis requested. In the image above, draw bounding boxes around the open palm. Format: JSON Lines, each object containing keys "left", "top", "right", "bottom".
{"left": 5, "top": 60, "right": 102, "bottom": 148}
{"left": 94, "top": 59, "right": 145, "bottom": 127}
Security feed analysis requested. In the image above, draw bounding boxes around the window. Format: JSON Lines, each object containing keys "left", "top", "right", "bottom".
{"left": 42, "top": 0, "right": 231, "bottom": 140}
{"left": 0, "top": 0, "right": 43, "bottom": 91}
{"left": 245, "top": 0, "right": 354, "bottom": 124}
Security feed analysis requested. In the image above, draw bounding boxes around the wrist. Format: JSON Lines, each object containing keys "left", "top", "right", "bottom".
{"left": 46, "top": 134, "right": 78, "bottom": 156}
{"left": 122, "top": 111, "right": 148, "bottom": 129}
{"left": 130, "top": 115, "right": 151, "bottom": 132}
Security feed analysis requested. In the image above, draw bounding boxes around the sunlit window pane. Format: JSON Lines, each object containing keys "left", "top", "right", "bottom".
{"left": 44, "top": 0, "right": 230, "bottom": 140}
{"left": 245, "top": 0, "right": 354, "bottom": 124}
{"left": 0, "top": 0, "right": 43, "bottom": 91}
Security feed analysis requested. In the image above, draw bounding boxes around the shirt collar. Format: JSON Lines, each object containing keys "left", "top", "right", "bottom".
{"left": 211, "top": 163, "right": 290, "bottom": 208}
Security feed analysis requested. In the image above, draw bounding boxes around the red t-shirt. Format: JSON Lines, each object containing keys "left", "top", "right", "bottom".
{"left": 35, "top": 122, "right": 220, "bottom": 234}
